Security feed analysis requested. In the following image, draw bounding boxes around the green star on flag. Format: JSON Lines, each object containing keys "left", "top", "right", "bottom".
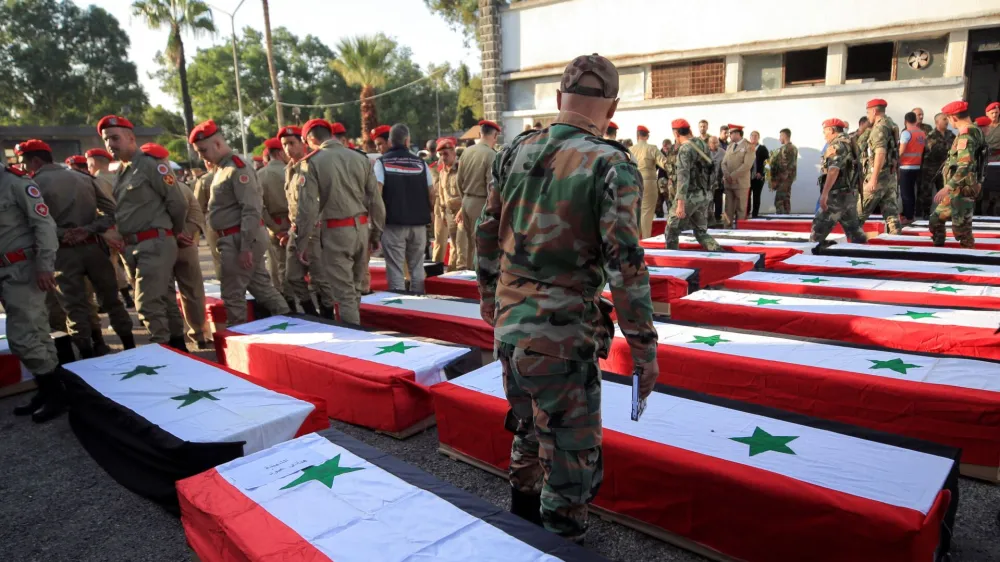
{"left": 800, "top": 277, "right": 828, "bottom": 283}
{"left": 689, "top": 334, "right": 731, "bottom": 347}
{"left": 0, "top": 335, "right": 6, "bottom": 340}
{"left": 952, "top": 266, "right": 982, "bottom": 272}
{"left": 848, "top": 260, "right": 874, "bottom": 266}
{"left": 280, "top": 454, "right": 364, "bottom": 490}
{"left": 375, "top": 341, "right": 418, "bottom": 355}
{"left": 730, "top": 427, "right": 798, "bottom": 457}
{"left": 171, "top": 387, "right": 226, "bottom": 408}
{"left": 887, "top": 246, "right": 913, "bottom": 250}
{"left": 382, "top": 298, "right": 404, "bottom": 305}
{"left": 897, "top": 310, "right": 938, "bottom": 320}
{"left": 753, "top": 297, "right": 781, "bottom": 305}
{"left": 869, "top": 358, "right": 921, "bottom": 375}
{"left": 115, "top": 364, "right": 167, "bottom": 381}
{"left": 704, "top": 253, "right": 722, "bottom": 257}
{"left": 987, "top": 251, "right": 1000, "bottom": 256}
{"left": 930, "top": 286, "right": 960, "bottom": 293}
{"left": 263, "top": 322, "right": 295, "bottom": 331}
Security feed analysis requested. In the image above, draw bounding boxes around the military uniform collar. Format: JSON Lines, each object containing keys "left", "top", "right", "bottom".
{"left": 320, "top": 139, "right": 341, "bottom": 150}
{"left": 265, "top": 158, "right": 284, "bottom": 169}
{"left": 552, "top": 111, "right": 603, "bottom": 136}
{"left": 34, "top": 163, "right": 64, "bottom": 175}
{"left": 439, "top": 160, "right": 459, "bottom": 172}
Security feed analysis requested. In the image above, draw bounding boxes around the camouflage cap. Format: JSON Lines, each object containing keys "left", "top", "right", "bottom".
{"left": 560, "top": 53, "right": 619, "bottom": 98}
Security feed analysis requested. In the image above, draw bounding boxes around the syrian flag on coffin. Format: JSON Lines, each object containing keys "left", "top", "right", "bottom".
{"left": 902, "top": 226, "right": 1000, "bottom": 238}
{"left": 0, "top": 315, "right": 31, "bottom": 389}
{"left": 217, "top": 315, "right": 474, "bottom": 434}
{"left": 601, "top": 320, "right": 1000, "bottom": 478}
{"left": 911, "top": 217, "right": 1000, "bottom": 228}
{"left": 63, "top": 344, "right": 327, "bottom": 507}
{"left": 772, "top": 253, "right": 1000, "bottom": 286}
{"left": 359, "top": 292, "right": 493, "bottom": 349}
{"left": 697, "top": 228, "right": 845, "bottom": 243}
{"left": 737, "top": 217, "right": 887, "bottom": 234}
{"left": 639, "top": 236, "right": 805, "bottom": 267}
{"left": 868, "top": 233, "right": 1000, "bottom": 250}
{"left": 721, "top": 270, "right": 1000, "bottom": 310}
{"left": 200, "top": 280, "right": 254, "bottom": 325}
{"left": 432, "top": 363, "right": 958, "bottom": 562}
{"left": 816, "top": 242, "right": 1000, "bottom": 266}
{"left": 179, "top": 430, "right": 604, "bottom": 562}
{"left": 643, "top": 248, "right": 762, "bottom": 286}
{"left": 671, "top": 289, "right": 1000, "bottom": 361}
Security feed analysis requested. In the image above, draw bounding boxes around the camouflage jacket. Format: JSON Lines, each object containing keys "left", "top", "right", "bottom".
{"left": 854, "top": 129, "right": 871, "bottom": 174}
{"left": 865, "top": 115, "right": 900, "bottom": 181}
{"left": 675, "top": 137, "right": 714, "bottom": 203}
{"left": 944, "top": 124, "right": 986, "bottom": 198}
{"left": 921, "top": 128, "right": 954, "bottom": 180}
{"left": 767, "top": 142, "right": 798, "bottom": 185}
{"left": 663, "top": 144, "right": 679, "bottom": 196}
{"left": 475, "top": 110, "right": 657, "bottom": 364}
{"left": 985, "top": 123, "right": 1000, "bottom": 164}
{"left": 821, "top": 133, "right": 859, "bottom": 196}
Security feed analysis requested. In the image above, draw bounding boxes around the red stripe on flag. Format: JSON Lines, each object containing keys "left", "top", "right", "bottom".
{"left": 431, "top": 382, "right": 948, "bottom": 562}
{"left": 645, "top": 254, "right": 755, "bottom": 286}
{"left": 770, "top": 260, "right": 998, "bottom": 286}
{"left": 721, "top": 277, "right": 1000, "bottom": 310}
{"left": 214, "top": 331, "right": 431, "bottom": 433}
{"left": 359, "top": 303, "right": 493, "bottom": 350}
{"left": 369, "top": 266, "right": 388, "bottom": 292}
{"left": 0, "top": 354, "right": 22, "bottom": 388}
{"left": 178, "top": 467, "right": 331, "bottom": 562}
{"left": 641, "top": 239, "right": 800, "bottom": 268}
{"left": 901, "top": 229, "right": 1000, "bottom": 239}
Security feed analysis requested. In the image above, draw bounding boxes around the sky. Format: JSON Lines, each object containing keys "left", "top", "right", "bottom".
{"left": 74, "top": 0, "right": 481, "bottom": 110}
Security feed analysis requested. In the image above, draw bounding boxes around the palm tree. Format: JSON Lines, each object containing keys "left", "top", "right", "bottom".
{"left": 132, "top": 0, "right": 215, "bottom": 140}
{"left": 330, "top": 35, "right": 394, "bottom": 151}
{"left": 261, "top": 0, "right": 283, "bottom": 128}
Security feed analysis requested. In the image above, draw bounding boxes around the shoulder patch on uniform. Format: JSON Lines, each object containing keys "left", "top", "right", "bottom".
{"left": 26, "top": 184, "right": 42, "bottom": 198}
{"left": 34, "top": 202, "right": 49, "bottom": 217}
{"left": 238, "top": 173, "right": 250, "bottom": 184}
{"left": 6, "top": 166, "right": 27, "bottom": 177}
{"left": 163, "top": 174, "right": 176, "bottom": 185}
{"left": 957, "top": 138, "right": 968, "bottom": 150}
{"left": 232, "top": 155, "right": 246, "bottom": 169}
{"left": 297, "top": 175, "right": 306, "bottom": 186}
{"left": 156, "top": 163, "right": 170, "bottom": 175}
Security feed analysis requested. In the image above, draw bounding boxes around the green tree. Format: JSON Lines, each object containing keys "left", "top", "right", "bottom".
{"left": 141, "top": 105, "right": 188, "bottom": 162}
{"left": 0, "top": 0, "right": 147, "bottom": 125}
{"left": 452, "top": 63, "right": 482, "bottom": 130}
{"left": 423, "top": 0, "right": 479, "bottom": 45}
{"left": 131, "top": 0, "right": 215, "bottom": 140}
{"left": 330, "top": 34, "right": 395, "bottom": 151}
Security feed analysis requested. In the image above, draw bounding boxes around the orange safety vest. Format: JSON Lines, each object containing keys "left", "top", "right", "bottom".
{"left": 899, "top": 128, "right": 926, "bottom": 169}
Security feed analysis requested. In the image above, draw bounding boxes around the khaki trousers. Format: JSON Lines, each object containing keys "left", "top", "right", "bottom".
{"left": 217, "top": 226, "right": 290, "bottom": 326}
{"left": 124, "top": 235, "right": 180, "bottom": 343}
{"left": 724, "top": 186, "right": 750, "bottom": 227}
{"left": 319, "top": 219, "right": 369, "bottom": 325}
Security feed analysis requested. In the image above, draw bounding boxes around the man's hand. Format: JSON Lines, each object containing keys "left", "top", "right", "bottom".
{"left": 277, "top": 232, "right": 289, "bottom": 247}
{"left": 60, "top": 227, "right": 89, "bottom": 246}
{"left": 240, "top": 250, "right": 254, "bottom": 270}
{"left": 933, "top": 187, "right": 950, "bottom": 205}
{"left": 724, "top": 175, "right": 733, "bottom": 186}
{"left": 369, "top": 239, "right": 381, "bottom": 255}
{"left": 455, "top": 212, "right": 463, "bottom": 226}
{"left": 176, "top": 233, "right": 194, "bottom": 248}
{"left": 297, "top": 248, "right": 310, "bottom": 266}
{"left": 863, "top": 178, "right": 877, "bottom": 195}
{"left": 479, "top": 300, "right": 496, "bottom": 326}
{"left": 636, "top": 358, "right": 660, "bottom": 401}
{"left": 675, "top": 199, "right": 686, "bottom": 219}
{"left": 820, "top": 193, "right": 829, "bottom": 212}
{"left": 36, "top": 270, "right": 57, "bottom": 292}
{"left": 104, "top": 233, "right": 125, "bottom": 252}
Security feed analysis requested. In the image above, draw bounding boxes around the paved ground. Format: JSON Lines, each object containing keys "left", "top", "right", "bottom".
{"left": 1, "top": 245, "right": 998, "bottom": 561}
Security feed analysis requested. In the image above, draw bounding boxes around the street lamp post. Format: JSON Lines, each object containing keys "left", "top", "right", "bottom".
{"left": 209, "top": 0, "right": 249, "bottom": 155}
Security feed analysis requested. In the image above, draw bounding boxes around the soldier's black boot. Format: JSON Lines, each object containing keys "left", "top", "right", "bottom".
{"left": 120, "top": 332, "right": 137, "bottom": 350}
{"left": 31, "top": 370, "right": 66, "bottom": 424}
{"left": 319, "top": 304, "right": 335, "bottom": 320}
{"left": 168, "top": 336, "right": 189, "bottom": 353}
{"left": 54, "top": 335, "right": 76, "bottom": 365}
{"left": 253, "top": 304, "right": 272, "bottom": 320}
{"left": 300, "top": 300, "right": 319, "bottom": 317}
{"left": 510, "top": 488, "right": 543, "bottom": 526}
{"left": 77, "top": 341, "right": 96, "bottom": 359}
{"left": 120, "top": 288, "right": 135, "bottom": 309}
{"left": 285, "top": 298, "right": 298, "bottom": 314}
{"left": 91, "top": 330, "right": 111, "bottom": 357}
{"left": 13, "top": 389, "right": 45, "bottom": 416}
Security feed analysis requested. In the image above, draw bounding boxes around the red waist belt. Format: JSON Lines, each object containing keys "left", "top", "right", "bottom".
{"left": 127, "top": 229, "right": 173, "bottom": 244}
{"left": 0, "top": 248, "right": 29, "bottom": 267}
{"left": 324, "top": 215, "right": 368, "bottom": 228}
{"left": 217, "top": 219, "right": 265, "bottom": 237}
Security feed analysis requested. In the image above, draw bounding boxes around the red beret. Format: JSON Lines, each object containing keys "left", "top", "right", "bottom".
{"left": 371, "top": 125, "right": 391, "bottom": 139}
{"left": 189, "top": 119, "right": 220, "bottom": 144}
{"left": 727, "top": 124, "right": 744, "bottom": 132}
{"left": 65, "top": 155, "right": 88, "bottom": 166}
{"left": 986, "top": 102, "right": 999, "bottom": 113}
{"left": 140, "top": 143, "right": 170, "bottom": 159}
{"left": 671, "top": 119, "right": 690, "bottom": 130}
{"left": 866, "top": 98, "right": 887, "bottom": 109}
{"left": 941, "top": 101, "right": 968, "bottom": 115}
{"left": 637, "top": 125, "right": 649, "bottom": 134}
{"left": 975, "top": 116, "right": 992, "bottom": 127}
{"left": 436, "top": 137, "right": 456, "bottom": 151}
{"left": 822, "top": 118, "right": 848, "bottom": 129}
{"left": 606, "top": 121, "right": 619, "bottom": 131}
{"left": 96, "top": 115, "right": 134, "bottom": 134}
{"left": 302, "top": 119, "right": 333, "bottom": 140}
{"left": 263, "top": 137, "right": 283, "bottom": 151}
{"left": 478, "top": 119, "right": 500, "bottom": 132}
{"left": 85, "top": 148, "right": 113, "bottom": 160}
{"left": 276, "top": 126, "right": 302, "bottom": 139}
{"left": 14, "top": 139, "right": 52, "bottom": 155}
{"left": 330, "top": 122, "right": 347, "bottom": 135}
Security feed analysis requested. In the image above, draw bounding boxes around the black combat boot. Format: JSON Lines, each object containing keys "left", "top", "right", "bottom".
{"left": 120, "top": 288, "right": 135, "bottom": 309}
{"left": 510, "top": 488, "right": 543, "bottom": 526}
{"left": 319, "top": 304, "right": 335, "bottom": 320}
{"left": 31, "top": 369, "right": 66, "bottom": 424}
{"left": 120, "top": 332, "right": 137, "bottom": 350}
{"left": 53, "top": 335, "right": 76, "bottom": 365}
{"left": 13, "top": 387, "right": 45, "bottom": 416}
{"left": 285, "top": 298, "right": 298, "bottom": 314}
{"left": 91, "top": 330, "right": 111, "bottom": 356}
{"left": 168, "top": 336, "right": 189, "bottom": 353}
{"left": 76, "top": 342, "right": 96, "bottom": 359}
{"left": 300, "top": 300, "right": 319, "bottom": 317}
{"left": 253, "top": 304, "right": 271, "bottom": 320}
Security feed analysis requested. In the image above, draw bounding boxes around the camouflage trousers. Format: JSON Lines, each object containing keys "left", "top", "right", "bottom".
{"left": 664, "top": 197, "right": 721, "bottom": 251}
{"left": 812, "top": 189, "right": 867, "bottom": 244}
{"left": 929, "top": 190, "right": 975, "bottom": 248}
{"left": 916, "top": 172, "right": 942, "bottom": 220}
{"left": 773, "top": 181, "right": 793, "bottom": 214}
{"left": 498, "top": 341, "right": 603, "bottom": 543}
{"left": 858, "top": 179, "right": 901, "bottom": 234}
{"left": 981, "top": 191, "right": 1000, "bottom": 217}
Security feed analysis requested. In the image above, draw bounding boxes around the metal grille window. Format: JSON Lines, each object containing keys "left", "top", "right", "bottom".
{"left": 650, "top": 59, "right": 725, "bottom": 99}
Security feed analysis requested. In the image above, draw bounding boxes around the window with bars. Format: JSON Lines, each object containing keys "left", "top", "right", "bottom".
{"left": 650, "top": 58, "right": 725, "bottom": 99}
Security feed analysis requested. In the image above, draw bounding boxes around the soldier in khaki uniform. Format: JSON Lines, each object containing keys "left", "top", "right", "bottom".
{"left": 99, "top": 115, "right": 188, "bottom": 347}
{"left": 192, "top": 162, "right": 221, "bottom": 279}
{"left": 86, "top": 147, "right": 132, "bottom": 306}
{"left": 721, "top": 124, "right": 755, "bottom": 227}
{"left": 294, "top": 119, "right": 385, "bottom": 324}
{"left": 456, "top": 120, "right": 499, "bottom": 266}
{"left": 2, "top": 164, "right": 67, "bottom": 423}
{"left": 258, "top": 137, "right": 295, "bottom": 311}
{"left": 190, "top": 120, "right": 289, "bottom": 326}
{"left": 17, "top": 140, "right": 135, "bottom": 358}
{"left": 630, "top": 125, "right": 671, "bottom": 238}
{"left": 432, "top": 138, "right": 464, "bottom": 270}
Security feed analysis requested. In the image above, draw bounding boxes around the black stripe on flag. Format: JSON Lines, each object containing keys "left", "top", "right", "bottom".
{"left": 815, "top": 244, "right": 1000, "bottom": 266}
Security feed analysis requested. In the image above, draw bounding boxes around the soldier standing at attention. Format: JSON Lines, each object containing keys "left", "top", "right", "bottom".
{"left": 190, "top": 120, "right": 289, "bottom": 325}
{"left": 258, "top": 136, "right": 294, "bottom": 312}
{"left": 812, "top": 119, "right": 868, "bottom": 245}
{"left": 604, "top": 121, "right": 618, "bottom": 141}
{"left": 456, "top": 120, "right": 499, "bottom": 265}
{"left": 918, "top": 113, "right": 955, "bottom": 219}
{"left": 192, "top": 161, "right": 221, "bottom": 279}
{"left": 929, "top": 101, "right": 987, "bottom": 248}
{"left": 3, "top": 165, "right": 67, "bottom": 423}
{"left": 430, "top": 138, "right": 462, "bottom": 271}
{"left": 294, "top": 119, "right": 384, "bottom": 324}
{"left": 664, "top": 119, "right": 721, "bottom": 251}
{"left": 630, "top": 125, "right": 670, "bottom": 238}
{"left": 99, "top": 115, "right": 187, "bottom": 347}
{"left": 981, "top": 102, "right": 1000, "bottom": 216}
{"left": 18, "top": 140, "right": 135, "bottom": 357}
{"left": 859, "top": 98, "right": 902, "bottom": 234}
{"left": 476, "top": 53, "right": 658, "bottom": 543}
{"left": 721, "top": 124, "right": 754, "bottom": 227}
{"left": 768, "top": 128, "right": 798, "bottom": 214}
{"left": 279, "top": 125, "right": 326, "bottom": 317}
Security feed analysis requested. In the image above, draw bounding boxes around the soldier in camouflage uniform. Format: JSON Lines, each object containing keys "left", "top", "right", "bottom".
{"left": 981, "top": 102, "right": 1000, "bottom": 216}
{"left": 812, "top": 119, "right": 868, "bottom": 245}
{"left": 662, "top": 142, "right": 679, "bottom": 207}
{"left": 475, "top": 54, "right": 659, "bottom": 543}
{"left": 859, "top": 99, "right": 902, "bottom": 233}
{"left": 929, "top": 101, "right": 987, "bottom": 248}
{"left": 664, "top": 119, "right": 721, "bottom": 251}
{"left": 768, "top": 128, "right": 798, "bottom": 214}
{"left": 918, "top": 113, "right": 955, "bottom": 219}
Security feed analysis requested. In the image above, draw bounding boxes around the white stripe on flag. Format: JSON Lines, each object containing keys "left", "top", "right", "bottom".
{"left": 218, "top": 433, "right": 563, "bottom": 562}
{"left": 203, "top": 280, "right": 254, "bottom": 300}
{"left": 645, "top": 236, "right": 815, "bottom": 249}
{"left": 65, "top": 345, "right": 314, "bottom": 454}
{"left": 643, "top": 249, "right": 760, "bottom": 263}
{"left": 452, "top": 363, "right": 952, "bottom": 514}
{"left": 837, "top": 241, "right": 1000, "bottom": 259}
{"left": 781, "top": 254, "right": 1000, "bottom": 278}
{"left": 439, "top": 268, "right": 696, "bottom": 285}
{"left": 705, "top": 229, "right": 845, "bottom": 242}
{"left": 362, "top": 292, "right": 483, "bottom": 320}
{"left": 681, "top": 290, "right": 1000, "bottom": 329}
{"left": 731, "top": 270, "right": 1000, "bottom": 298}
{"left": 229, "top": 316, "right": 469, "bottom": 386}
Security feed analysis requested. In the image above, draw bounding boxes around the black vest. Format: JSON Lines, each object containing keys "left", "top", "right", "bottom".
{"left": 380, "top": 147, "right": 432, "bottom": 226}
